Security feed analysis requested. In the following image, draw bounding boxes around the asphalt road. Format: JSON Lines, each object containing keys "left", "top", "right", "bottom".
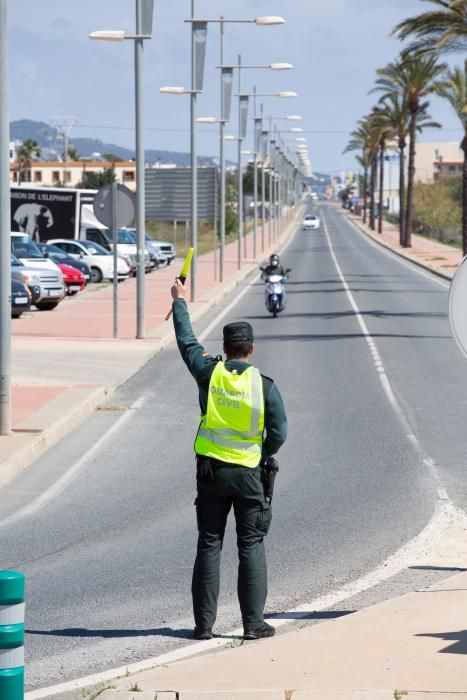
{"left": 1, "top": 203, "right": 466, "bottom": 691}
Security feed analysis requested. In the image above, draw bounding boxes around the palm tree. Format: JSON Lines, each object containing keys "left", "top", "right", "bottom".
{"left": 438, "top": 65, "right": 467, "bottom": 254}
{"left": 393, "top": 0, "right": 467, "bottom": 55}
{"left": 374, "top": 56, "right": 447, "bottom": 246}
{"left": 345, "top": 118, "right": 376, "bottom": 225}
{"left": 370, "top": 109, "right": 397, "bottom": 234}
{"left": 355, "top": 152, "right": 372, "bottom": 223}
{"left": 370, "top": 90, "right": 440, "bottom": 244}
{"left": 16, "top": 139, "right": 41, "bottom": 183}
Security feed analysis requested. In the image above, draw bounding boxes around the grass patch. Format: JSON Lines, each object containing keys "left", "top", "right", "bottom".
{"left": 225, "top": 637, "right": 245, "bottom": 649}
{"left": 81, "top": 684, "right": 116, "bottom": 700}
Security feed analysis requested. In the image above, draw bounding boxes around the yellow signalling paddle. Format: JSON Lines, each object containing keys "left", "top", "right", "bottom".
{"left": 165, "top": 247, "right": 195, "bottom": 320}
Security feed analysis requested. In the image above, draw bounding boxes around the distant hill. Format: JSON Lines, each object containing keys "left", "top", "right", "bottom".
{"left": 10, "top": 119, "right": 217, "bottom": 167}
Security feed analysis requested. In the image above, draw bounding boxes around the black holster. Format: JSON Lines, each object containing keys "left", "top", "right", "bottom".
{"left": 260, "top": 457, "right": 279, "bottom": 504}
{"left": 196, "top": 455, "right": 214, "bottom": 481}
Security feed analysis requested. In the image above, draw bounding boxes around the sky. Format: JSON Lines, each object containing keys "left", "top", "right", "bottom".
{"left": 7, "top": 0, "right": 465, "bottom": 175}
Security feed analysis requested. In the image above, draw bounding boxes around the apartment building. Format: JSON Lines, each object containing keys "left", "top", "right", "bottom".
{"left": 9, "top": 160, "right": 138, "bottom": 191}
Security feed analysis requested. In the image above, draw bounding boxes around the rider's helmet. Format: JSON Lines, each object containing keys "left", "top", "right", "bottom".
{"left": 269, "top": 254, "right": 280, "bottom": 268}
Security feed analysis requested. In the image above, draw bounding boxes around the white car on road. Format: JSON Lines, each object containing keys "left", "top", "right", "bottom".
{"left": 47, "top": 239, "right": 131, "bottom": 283}
{"left": 303, "top": 214, "right": 321, "bottom": 230}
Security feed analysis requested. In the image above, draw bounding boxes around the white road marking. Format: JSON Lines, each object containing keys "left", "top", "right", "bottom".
{"left": 343, "top": 212, "right": 450, "bottom": 289}
{"left": 24, "top": 211, "right": 467, "bottom": 699}
{"left": 0, "top": 396, "right": 148, "bottom": 529}
{"left": 25, "top": 495, "right": 467, "bottom": 699}
{"left": 2, "top": 218, "right": 299, "bottom": 528}
{"left": 321, "top": 209, "right": 441, "bottom": 486}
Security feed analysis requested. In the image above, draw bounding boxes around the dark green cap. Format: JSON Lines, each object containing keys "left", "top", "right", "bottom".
{"left": 223, "top": 321, "right": 254, "bottom": 343}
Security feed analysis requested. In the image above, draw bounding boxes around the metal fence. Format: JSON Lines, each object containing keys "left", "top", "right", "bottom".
{"left": 145, "top": 167, "right": 218, "bottom": 222}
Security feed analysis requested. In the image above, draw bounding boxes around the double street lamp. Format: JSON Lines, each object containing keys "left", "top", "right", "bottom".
{"left": 161, "top": 11, "right": 286, "bottom": 298}
{"left": 89, "top": 0, "right": 155, "bottom": 340}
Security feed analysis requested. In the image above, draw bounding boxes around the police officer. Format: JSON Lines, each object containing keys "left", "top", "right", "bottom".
{"left": 171, "top": 278, "right": 287, "bottom": 641}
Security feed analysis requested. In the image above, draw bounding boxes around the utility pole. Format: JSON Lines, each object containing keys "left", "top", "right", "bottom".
{"left": 0, "top": 0, "right": 11, "bottom": 435}
{"left": 51, "top": 116, "right": 77, "bottom": 184}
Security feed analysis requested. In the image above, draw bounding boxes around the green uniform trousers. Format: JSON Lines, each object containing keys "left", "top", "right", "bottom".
{"left": 192, "top": 462, "right": 272, "bottom": 632}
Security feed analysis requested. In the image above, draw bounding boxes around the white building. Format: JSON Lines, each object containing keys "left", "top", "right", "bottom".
{"left": 10, "top": 160, "right": 138, "bottom": 191}
{"left": 9, "top": 140, "right": 21, "bottom": 163}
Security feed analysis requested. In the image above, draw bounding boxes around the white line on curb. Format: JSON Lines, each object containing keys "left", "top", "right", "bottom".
{"left": 24, "top": 209, "right": 467, "bottom": 700}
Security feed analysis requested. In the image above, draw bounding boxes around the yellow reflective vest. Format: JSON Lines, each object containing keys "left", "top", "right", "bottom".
{"left": 195, "top": 362, "right": 265, "bottom": 468}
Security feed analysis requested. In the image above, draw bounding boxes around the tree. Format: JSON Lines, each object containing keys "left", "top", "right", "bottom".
{"left": 344, "top": 119, "right": 375, "bottom": 225}
{"left": 374, "top": 55, "right": 447, "bottom": 246}
{"left": 66, "top": 147, "right": 80, "bottom": 161}
{"left": 438, "top": 64, "right": 467, "bottom": 254}
{"left": 103, "top": 153, "right": 124, "bottom": 162}
{"left": 370, "top": 108, "right": 397, "bottom": 234}
{"left": 370, "top": 88, "right": 441, "bottom": 244}
{"left": 78, "top": 167, "right": 116, "bottom": 189}
{"left": 16, "top": 139, "right": 41, "bottom": 183}
{"left": 393, "top": 0, "right": 467, "bottom": 55}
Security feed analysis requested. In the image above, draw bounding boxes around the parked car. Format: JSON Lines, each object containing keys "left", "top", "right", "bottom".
{"left": 302, "top": 214, "right": 321, "bottom": 230}
{"left": 81, "top": 227, "right": 152, "bottom": 274}
{"left": 11, "top": 233, "right": 62, "bottom": 274}
{"left": 124, "top": 229, "right": 176, "bottom": 266}
{"left": 37, "top": 243, "right": 91, "bottom": 284}
{"left": 11, "top": 278, "right": 31, "bottom": 318}
{"left": 10, "top": 254, "right": 65, "bottom": 311}
{"left": 56, "top": 263, "right": 86, "bottom": 295}
{"left": 47, "top": 239, "right": 131, "bottom": 283}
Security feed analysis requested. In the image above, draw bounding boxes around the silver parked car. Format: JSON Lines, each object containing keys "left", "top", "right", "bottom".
{"left": 10, "top": 254, "right": 65, "bottom": 311}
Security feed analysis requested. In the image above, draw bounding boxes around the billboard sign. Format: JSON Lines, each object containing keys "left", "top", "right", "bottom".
{"left": 10, "top": 187, "right": 78, "bottom": 242}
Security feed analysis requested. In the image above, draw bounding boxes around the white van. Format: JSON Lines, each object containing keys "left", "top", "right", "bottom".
{"left": 79, "top": 205, "right": 151, "bottom": 273}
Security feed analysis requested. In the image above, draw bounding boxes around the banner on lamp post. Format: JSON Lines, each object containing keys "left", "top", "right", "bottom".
{"left": 262, "top": 130, "right": 269, "bottom": 161}
{"left": 221, "top": 67, "right": 234, "bottom": 122}
{"left": 239, "top": 96, "right": 249, "bottom": 140}
{"left": 193, "top": 21, "right": 208, "bottom": 92}
{"left": 141, "top": 0, "right": 155, "bottom": 36}
{"left": 254, "top": 118, "right": 262, "bottom": 156}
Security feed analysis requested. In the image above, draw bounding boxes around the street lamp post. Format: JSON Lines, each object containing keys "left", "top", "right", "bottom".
{"left": 184, "top": 15, "right": 286, "bottom": 285}
{"left": 237, "top": 54, "right": 243, "bottom": 270}
{"left": 0, "top": 0, "right": 11, "bottom": 435}
{"left": 89, "top": 0, "right": 154, "bottom": 339}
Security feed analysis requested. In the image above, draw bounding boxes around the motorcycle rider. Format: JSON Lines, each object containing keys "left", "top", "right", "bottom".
{"left": 261, "top": 254, "right": 287, "bottom": 279}
{"left": 261, "top": 254, "right": 290, "bottom": 314}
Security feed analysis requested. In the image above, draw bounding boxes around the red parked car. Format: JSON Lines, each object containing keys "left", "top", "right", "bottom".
{"left": 56, "top": 263, "right": 86, "bottom": 296}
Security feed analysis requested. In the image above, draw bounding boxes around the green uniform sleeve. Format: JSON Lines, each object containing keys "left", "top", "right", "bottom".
{"left": 172, "top": 298, "right": 216, "bottom": 382}
{"left": 263, "top": 382, "right": 287, "bottom": 458}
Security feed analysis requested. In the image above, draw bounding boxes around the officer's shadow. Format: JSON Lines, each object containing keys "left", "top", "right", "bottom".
{"left": 25, "top": 627, "right": 210, "bottom": 640}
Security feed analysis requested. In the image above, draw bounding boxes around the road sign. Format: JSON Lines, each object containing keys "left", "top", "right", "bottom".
{"left": 449, "top": 256, "right": 467, "bottom": 357}
{"left": 92, "top": 184, "right": 135, "bottom": 229}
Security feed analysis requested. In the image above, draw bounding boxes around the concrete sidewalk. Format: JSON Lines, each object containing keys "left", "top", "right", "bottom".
{"left": 343, "top": 209, "right": 462, "bottom": 281}
{"left": 0, "top": 210, "right": 302, "bottom": 487}
{"left": 96, "top": 569, "right": 467, "bottom": 700}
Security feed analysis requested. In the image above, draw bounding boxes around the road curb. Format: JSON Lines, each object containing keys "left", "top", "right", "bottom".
{"left": 2, "top": 208, "right": 304, "bottom": 490}
{"left": 98, "top": 689, "right": 467, "bottom": 699}
{"left": 342, "top": 210, "right": 454, "bottom": 282}
{"left": 0, "top": 384, "right": 111, "bottom": 488}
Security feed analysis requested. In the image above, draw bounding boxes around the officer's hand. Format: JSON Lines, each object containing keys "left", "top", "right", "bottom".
{"left": 171, "top": 277, "right": 186, "bottom": 300}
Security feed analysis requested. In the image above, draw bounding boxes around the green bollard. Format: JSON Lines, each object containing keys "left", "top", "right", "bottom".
{"left": 0, "top": 571, "right": 25, "bottom": 700}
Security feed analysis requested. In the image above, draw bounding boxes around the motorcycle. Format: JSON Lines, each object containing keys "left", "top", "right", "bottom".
{"left": 260, "top": 267, "right": 291, "bottom": 318}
